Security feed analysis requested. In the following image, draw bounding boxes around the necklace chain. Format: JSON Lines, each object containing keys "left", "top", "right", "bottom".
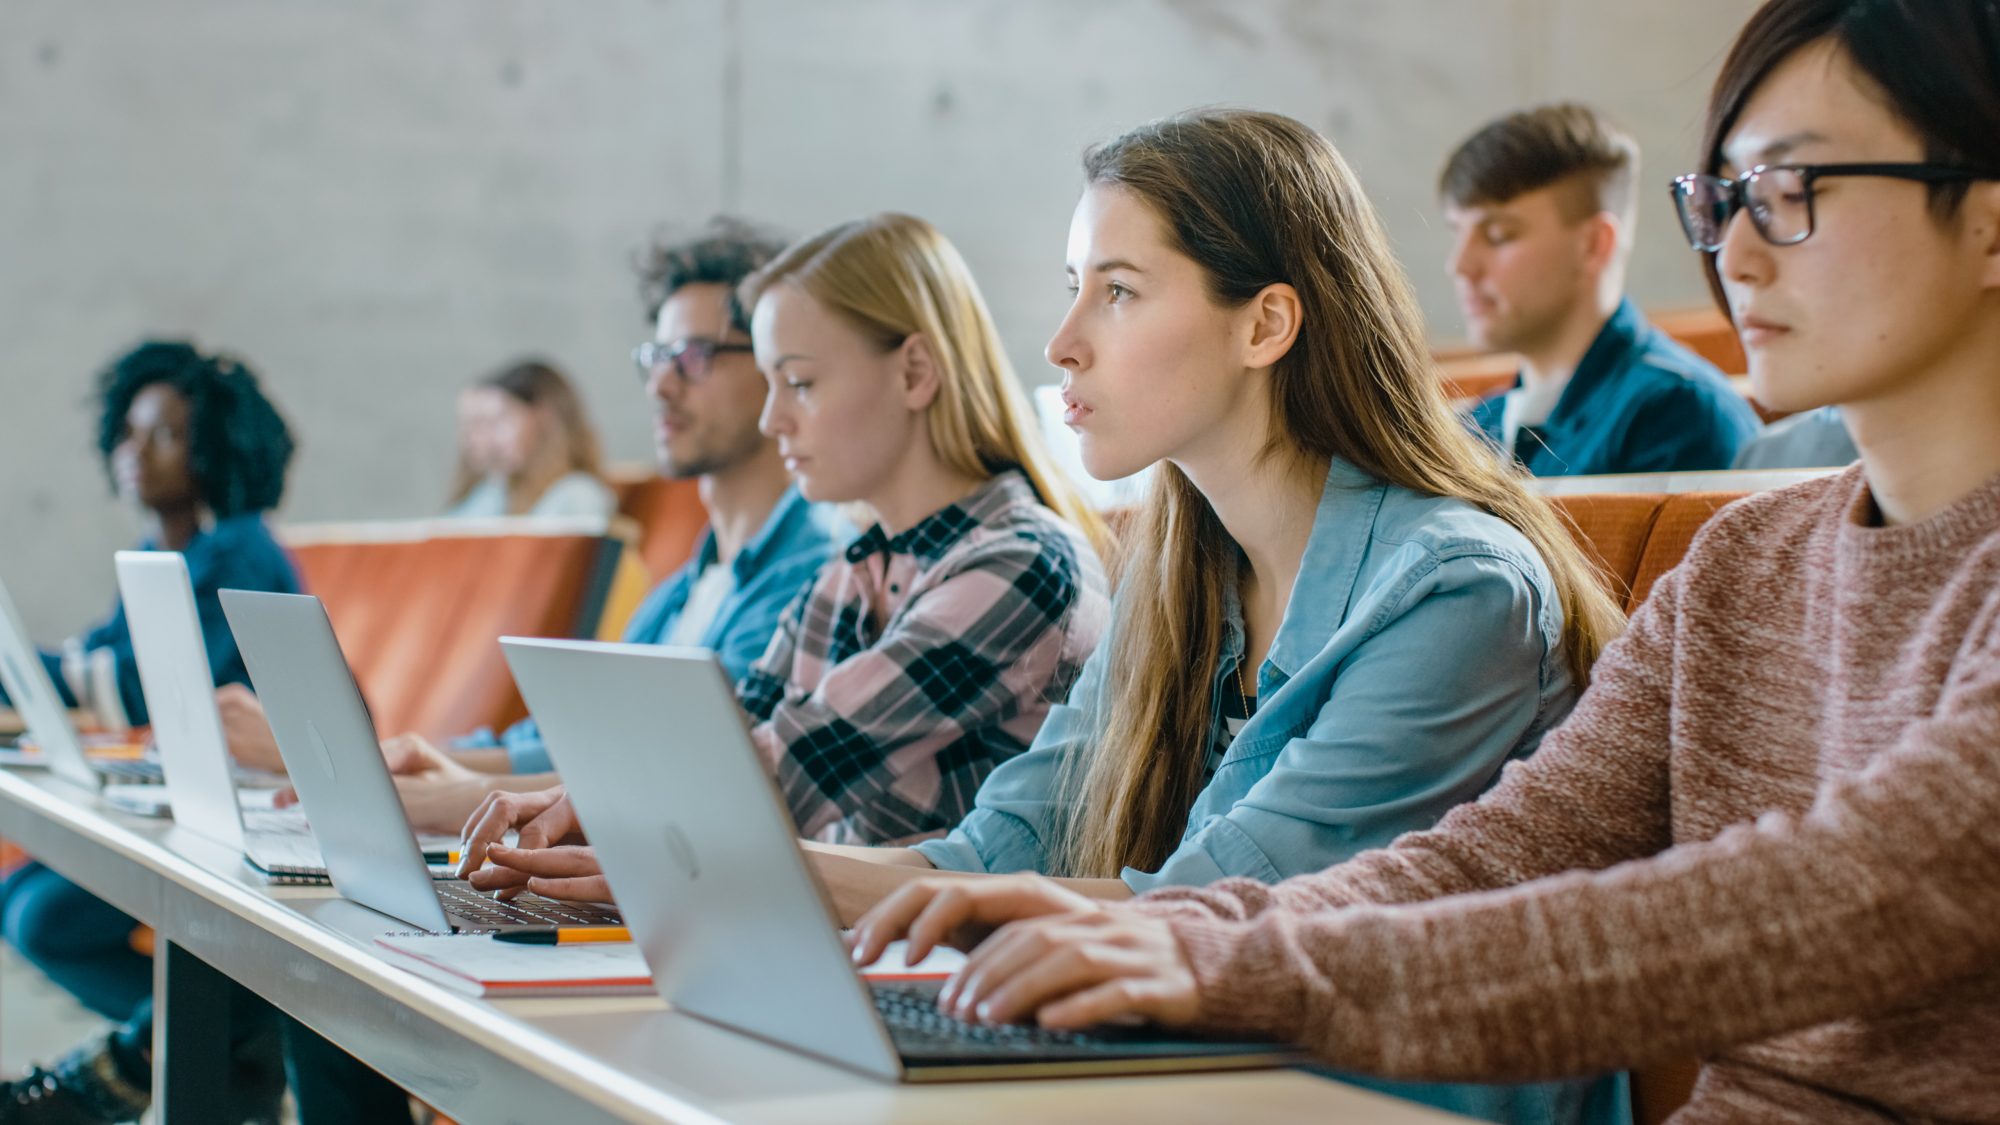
{"left": 1234, "top": 654, "right": 1256, "bottom": 717}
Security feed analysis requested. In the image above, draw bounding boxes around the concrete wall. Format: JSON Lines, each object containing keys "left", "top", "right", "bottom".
{"left": 0, "top": 0, "right": 1758, "bottom": 637}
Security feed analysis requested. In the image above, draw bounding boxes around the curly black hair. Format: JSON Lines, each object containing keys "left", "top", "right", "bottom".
{"left": 636, "top": 216, "right": 791, "bottom": 334}
{"left": 94, "top": 340, "right": 297, "bottom": 517}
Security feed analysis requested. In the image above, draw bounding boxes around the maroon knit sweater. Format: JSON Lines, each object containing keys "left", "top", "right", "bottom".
{"left": 1136, "top": 465, "right": 2000, "bottom": 1122}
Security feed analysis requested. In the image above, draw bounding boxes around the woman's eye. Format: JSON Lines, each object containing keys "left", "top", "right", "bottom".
{"left": 1064, "top": 283, "right": 1080, "bottom": 298}
{"left": 1107, "top": 282, "right": 1133, "bottom": 303}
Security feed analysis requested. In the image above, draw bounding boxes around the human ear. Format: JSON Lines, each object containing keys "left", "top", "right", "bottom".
{"left": 1583, "top": 211, "right": 1623, "bottom": 275}
{"left": 1241, "top": 282, "right": 1303, "bottom": 370}
{"left": 1974, "top": 182, "right": 2000, "bottom": 291}
{"left": 898, "top": 333, "right": 942, "bottom": 412}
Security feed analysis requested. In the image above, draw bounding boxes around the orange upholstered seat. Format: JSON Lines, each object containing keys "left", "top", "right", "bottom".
{"left": 611, "top": 473, "right": 707, "bottom": 583}
{"left": 284, "top": 524, "right": 623, "bottom": 740}
{"left": 1549, "top": 493, "right": 1668, "bottom": 608}
{"left": 1627, "top": 492, "right": 1743, "bottom": 612}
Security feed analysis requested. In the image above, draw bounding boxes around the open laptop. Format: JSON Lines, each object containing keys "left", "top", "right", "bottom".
{"left": 0, "top": 575, "right": 99, "bottom": 791}
{"left": 115, "top": 552, "right": 460, "bottom": 879}
{"left": 221, "top": 589, "right": 620, "bottom": 933}
{"left": 500, "top": 637, "right": 1300, "bottom": 1082}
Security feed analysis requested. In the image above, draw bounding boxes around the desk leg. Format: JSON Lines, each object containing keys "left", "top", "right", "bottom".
{"left": 153, "top": 940, "right": 233, "bottom": 1124}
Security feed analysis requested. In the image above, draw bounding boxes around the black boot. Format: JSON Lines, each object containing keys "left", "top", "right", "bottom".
{"left": 0, "top": 1035, "right": 148, "bottom": 1125}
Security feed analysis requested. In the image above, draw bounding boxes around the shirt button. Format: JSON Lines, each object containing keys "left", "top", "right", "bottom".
{"left": 889, "top": 584, "right": 901, "bottom": 594}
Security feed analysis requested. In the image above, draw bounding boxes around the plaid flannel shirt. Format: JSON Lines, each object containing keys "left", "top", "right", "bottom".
{"left": 738, "top": 470, "right": 1109, "bottom": 844}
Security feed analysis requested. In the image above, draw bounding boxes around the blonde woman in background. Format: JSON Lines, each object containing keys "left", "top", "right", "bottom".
{"left": 459, "top": 212, "right": 1111, "bottom": 854}
{"left": 443, "top": 358, "right": 615, "bottom": 520}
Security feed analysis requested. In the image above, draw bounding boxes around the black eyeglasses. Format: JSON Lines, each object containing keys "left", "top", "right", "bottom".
{"left": 1670, "top": 162, "right": 1998, "bottom": 252}
{"left": 631, "top": 337, "right": 754, "bottom": 384}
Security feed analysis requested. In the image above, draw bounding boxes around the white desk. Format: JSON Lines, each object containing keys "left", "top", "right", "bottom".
{"left": 0, "top": 768, "right": 1465, "bottom": 1123}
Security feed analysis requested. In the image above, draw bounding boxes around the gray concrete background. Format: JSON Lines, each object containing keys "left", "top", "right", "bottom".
{"left": 1, "top": 0, "right": 1757, "bottom": 637}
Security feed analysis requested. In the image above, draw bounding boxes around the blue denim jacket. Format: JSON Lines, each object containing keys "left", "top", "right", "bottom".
{"left": 467, "top": 487, "right": 846, "bottom": 773}
{"left": 915, "top": 459, "right": 1629, "bottom": 1125}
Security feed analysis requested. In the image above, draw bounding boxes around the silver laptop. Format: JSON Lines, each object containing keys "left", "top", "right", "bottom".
{"left": 221, "top": 589, "right": 619, "bottom": 933}
{"left": 0, "top": 574, "right": 104, "bottom": 791}
{"left": 116, "top": 552, "right": 462, "bottom": 879}
{"left": 500, "top": 637, "right": 1298, "bottom": 1082}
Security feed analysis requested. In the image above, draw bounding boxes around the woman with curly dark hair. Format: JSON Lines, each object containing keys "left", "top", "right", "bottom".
{"left": 0, "top": 339, "right": 301, "bottom": 1124}
{"left": 0, "top": 339, "right": 301, "bottom": 728}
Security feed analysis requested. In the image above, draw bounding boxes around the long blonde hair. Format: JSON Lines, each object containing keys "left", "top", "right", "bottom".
{"left": 739, "top": 213, "right": 1111, "bottom": 560}
{"left": 1057, "top": 110, "right": 1627, "bottom": 879}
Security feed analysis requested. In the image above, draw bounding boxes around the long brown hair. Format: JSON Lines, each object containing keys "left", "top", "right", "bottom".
{"left": 446, "top": 359, "right": 606, "bottom": 507}
{"left": 739, "top": 213, "right": 1111, "bottom": 560}
{"left": 1055, "top": 109, "right": 1627, "bottom": 878}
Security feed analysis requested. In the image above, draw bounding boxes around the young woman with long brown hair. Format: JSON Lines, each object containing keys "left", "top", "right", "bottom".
{"left": 853, "top": 1, "right": 2000, "bottom": 1119}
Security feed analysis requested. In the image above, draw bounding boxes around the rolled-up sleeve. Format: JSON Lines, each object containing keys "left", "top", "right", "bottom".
{"left": 1125, "top": 551, "right": 1557, "bottom": 893}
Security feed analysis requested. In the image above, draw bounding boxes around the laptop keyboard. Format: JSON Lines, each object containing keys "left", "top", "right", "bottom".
{"left": 92, "top": 758, "right": 165, "bottom": 782}
{"left": 435, "top": 881, "right": 622, "bottom": 929}
{"left": 873, "top": 983, "right": 1120, "bottom": 1055}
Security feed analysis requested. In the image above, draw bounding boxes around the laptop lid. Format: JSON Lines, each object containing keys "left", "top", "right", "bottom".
{"left": 114, "top": 552, "right": 249, "bottom": 851}
{"left": 220, "top": 589, "right": 452, "bottom": 933}
{"left": 499, "top": 637, "right": 904, "bottom": 1081}
{"left": 0, "top": 574, "right": 97, "bottom": 791}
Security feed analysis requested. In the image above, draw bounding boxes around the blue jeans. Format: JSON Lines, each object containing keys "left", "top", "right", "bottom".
{"left": 0, "top": 861, "right": 150, "bottom": 1020}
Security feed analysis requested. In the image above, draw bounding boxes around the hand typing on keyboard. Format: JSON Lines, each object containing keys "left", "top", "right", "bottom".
{"left": 851, "top": 874, "right": 1203, "bottom": 1032}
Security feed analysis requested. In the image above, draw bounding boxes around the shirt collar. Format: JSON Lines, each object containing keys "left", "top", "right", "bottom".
{"left": 843, "top": 470, "right": 1036, "bottom": 565}
{"left": 715, "top": 486, "right": 816, "bottom": 584}
{"left": 1259, "top": 458, "right": 1383, "bottom": 683}
{"left": 1543, "top": 298, "right": 1646, "bottom": 425}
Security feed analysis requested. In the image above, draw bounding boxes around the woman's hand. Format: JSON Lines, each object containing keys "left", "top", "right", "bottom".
{"left": 456, "top": 785, "right": 580, "bottom": 895}
{"left": 847, "top": 873, "right": 1095, "bottom": 968}
{"left": 847, "top": 874, "right": 1200, "bottom": 1031}
{"left": 379, "top": 733, "right": 497, "bottom": 834}
{"left": 938, "top": 905, "right": 1202, "bottom": 1031}
{"left": 478, "top": 843, "right": 613, "bottom": 903}
{"left": 216, "top": 684, "right": 284, "bottom": 774}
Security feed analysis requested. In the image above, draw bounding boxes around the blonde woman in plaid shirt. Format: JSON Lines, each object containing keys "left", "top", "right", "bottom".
{"left": 458, "top": 213, "right": 1113, "bottom": 876}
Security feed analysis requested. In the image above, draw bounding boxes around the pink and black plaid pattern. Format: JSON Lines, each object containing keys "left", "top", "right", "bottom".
{"left": 739, "top": 471, "right": 1109, "bottom": 844}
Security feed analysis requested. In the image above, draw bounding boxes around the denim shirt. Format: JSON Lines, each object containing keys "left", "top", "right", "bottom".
{"left": 914, "top": 457, "right": 1577, "bottom": 889}
{"left": 914, "top": 460, "right": 1632, "bottom": 1125}
{"left": 470, "top": 487, "right": 847, "bottom": 773}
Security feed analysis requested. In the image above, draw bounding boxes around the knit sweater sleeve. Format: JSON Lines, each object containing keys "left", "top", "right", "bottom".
{"left": 1153, "top": 595, "right": 2000, "bottom": 1082}
{"left": 1134, "top": 554, "right": 1682, "bottom": 924}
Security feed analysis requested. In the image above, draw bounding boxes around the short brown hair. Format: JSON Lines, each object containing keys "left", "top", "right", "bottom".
{"left": 1439, "top": 102, "right": 1640, "bottom": 223}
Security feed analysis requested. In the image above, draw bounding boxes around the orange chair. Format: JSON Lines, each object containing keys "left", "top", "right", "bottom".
{"left": 1627, "top": 492, "right": 1742, "bottom": 612}
{"left": 1650, "top": 307, "right": 1746, "bottom": 375}
{"left": 609, "top": 471, "right": 707, "bottom": 584}
{"left": 283, "top": 523, "right": 624, "bottom": 740}
{"left": 1549, "top": 493, "right": 1668, "bottom": 609}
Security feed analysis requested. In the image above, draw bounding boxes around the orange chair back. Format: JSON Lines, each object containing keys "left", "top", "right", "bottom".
{"left": 612, "top": 475, "right": 707, "bottom": 583}
{"left": 287, "top": 528, "right": 620, "bottom": 740}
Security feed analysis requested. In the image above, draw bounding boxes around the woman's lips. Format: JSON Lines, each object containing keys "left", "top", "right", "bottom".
{"left": 1060, "top": 389, "right": 1093, "bottom": 427}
